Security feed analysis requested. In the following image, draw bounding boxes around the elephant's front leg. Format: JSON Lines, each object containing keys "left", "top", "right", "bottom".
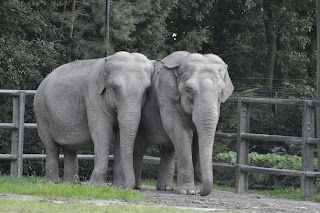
{"left": 112, "top": 129, "right": 126, "bottom": 188}
{"left": 173, "top": 131, "right": 196, "bottom": 195}
{"left": 192, "top": 132, "right": 202, "bottom": 194}
{"left": 163, "top": 120, "right": 196, "bottom": 195}
{"left": 89, "top": 122, "right": 113, "bottom": 186}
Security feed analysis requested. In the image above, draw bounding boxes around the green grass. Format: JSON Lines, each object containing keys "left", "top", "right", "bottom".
{"left": 248, "top": 187, "right": 320, "bottom": 202}
{"left": 1, "top": 176, "right": 319, "bottom": 203}
{"left": 140, "top": 179, "right": 157, "bottom": 186}
{"left": 0, "top": 176, "right": 145, "bottom": 201}
{"left": 0, "top": 200, "right": 216, "bottom": 213}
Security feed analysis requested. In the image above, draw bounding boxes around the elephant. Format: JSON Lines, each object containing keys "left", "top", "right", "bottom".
{"left": 113, "top": 51, "right": 234, "bottom": 196}
{"left": 34, "top": 51, "right": 153, "bottom": 188}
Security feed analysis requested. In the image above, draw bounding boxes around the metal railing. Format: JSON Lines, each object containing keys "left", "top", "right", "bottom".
{"left": 0, "top": 90, "right": 319, "bottom": 196}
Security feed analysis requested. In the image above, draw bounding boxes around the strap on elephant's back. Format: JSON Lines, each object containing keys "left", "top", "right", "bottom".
{"left": 151, "top": 60, "right": 162, "bottom": 86}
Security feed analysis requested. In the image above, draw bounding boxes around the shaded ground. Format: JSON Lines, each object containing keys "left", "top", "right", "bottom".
{"left": 134, "top": 186, "right": 320, "bottom": 212}
{"left": 1, "top": 186, "right": 319, "bottom": 212}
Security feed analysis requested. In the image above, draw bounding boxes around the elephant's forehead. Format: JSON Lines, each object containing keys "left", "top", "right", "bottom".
{"left": 107, "top": 60, "right": 152, "bottom": 74}
{"left": 180, "top": 61, "right": 220, "bottom": 74}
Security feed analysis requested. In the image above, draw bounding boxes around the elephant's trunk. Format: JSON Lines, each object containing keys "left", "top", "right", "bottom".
{"left": 118, "top": 104, "right": 141, "bottom": 188}
{"left": 192, "top": 96, "right": 219, "bottom": 196}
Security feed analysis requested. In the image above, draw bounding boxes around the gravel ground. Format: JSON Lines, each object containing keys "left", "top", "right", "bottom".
{"left": 1, "top": 186, "right": 319, "bottom": 212}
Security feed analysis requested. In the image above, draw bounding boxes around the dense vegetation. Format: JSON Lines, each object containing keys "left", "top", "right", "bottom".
{"left": 0, "top": 0, "right": 319, "bottom": 187}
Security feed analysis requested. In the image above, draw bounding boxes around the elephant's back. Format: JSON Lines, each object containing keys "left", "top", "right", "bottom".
{"left": 42, "top": 58, "right": 104, "bottom": 86}
{"left": 35, "top": 58, "right": 104, "bottom": 107}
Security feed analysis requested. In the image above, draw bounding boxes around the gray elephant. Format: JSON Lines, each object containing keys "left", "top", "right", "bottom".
{"left": 113, "top": 51, "right": 233, "bottom": 196}
{"left": 34, "top": 51, "right": 153, "bottom": 188}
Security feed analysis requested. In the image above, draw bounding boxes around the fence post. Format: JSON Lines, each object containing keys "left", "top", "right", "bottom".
{"left": 10, "top": 91, "right": 25, "bottom": 177}
{"left": 236, "top": 97, "right": 250, "bottom": 193}
{"left": 301, "top": 101, "right": 315, "bottom": 196}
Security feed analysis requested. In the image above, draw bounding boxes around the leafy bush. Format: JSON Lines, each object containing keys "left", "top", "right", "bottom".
{"left": 213, "top": 151, "right": 318, "bottom": 189}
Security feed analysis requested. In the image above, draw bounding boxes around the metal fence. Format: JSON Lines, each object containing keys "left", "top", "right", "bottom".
{"left": 0, "top": 90, "right": 319, "bottom": 196}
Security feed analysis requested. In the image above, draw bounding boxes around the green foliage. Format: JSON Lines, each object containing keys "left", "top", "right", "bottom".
{"left": 0, "top": 0, "right": 61, "bottom": 89}
{"left": 214, "top": 151, "right": 318, "bottom": 188}
{"left": 283, "top": 81, "right": 316, "bottom": 100}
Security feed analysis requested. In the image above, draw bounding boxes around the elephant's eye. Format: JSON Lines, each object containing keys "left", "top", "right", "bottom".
{"left": 185, "top": 85, "right": 194, "bottom": 95}
{"left": 112, "top": 85, "right": 118, "bottom": 92}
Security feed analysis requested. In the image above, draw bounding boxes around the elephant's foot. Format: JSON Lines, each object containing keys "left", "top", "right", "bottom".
{"left": 135, "top": 183, "right": 142, "bottom": 190}
{"left": 112, "top": 183, "right": 138, "bottom": 189}
{"left": 175, "top": 182, "right": 197, "bottom": 195}
{"left": 64, "top": 175, "right": 81, "bottom": 185}
{"left": 156, "top": 182, "right": 174, "bottom": 191}
{"left": 89, "top": 173, "right": 107, "bottom": 187}
{"left": 112, "top": 178, "right": 126, "bottom": 188}
{"left": 195, "top": 181, "right": 202, "bottom": 194}
{"left": 45, "top": 175, "right": 61, "bottom": 184}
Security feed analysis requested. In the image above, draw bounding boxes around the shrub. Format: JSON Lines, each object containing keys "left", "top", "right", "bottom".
{"left": 213, "top": 151, "right": 318, "bottom": 189}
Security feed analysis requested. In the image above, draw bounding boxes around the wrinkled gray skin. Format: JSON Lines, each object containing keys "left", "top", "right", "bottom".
{"left": 113, "top": 51, "right": 233, "bottom": 196}
{"left": 34, "top": 51, "right": 153, "bottom": 188}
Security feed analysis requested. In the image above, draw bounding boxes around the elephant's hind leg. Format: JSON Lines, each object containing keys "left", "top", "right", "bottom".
{"left": 157, "top": 145, "right": 175, "bottom": 191}
{"left": 63, "top": 147, "right": 80, "bottom": 184}
{"left": 44, "top": 142, "right": 61, "bottom": 183}
{"left": 132, "top": 133, "right": 148, "bottom": 189}
{"left": 37, "top": 120, "right": 61, "bottom": 183}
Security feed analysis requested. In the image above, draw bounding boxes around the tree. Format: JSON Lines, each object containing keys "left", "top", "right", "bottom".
{"left": 0, "top": 0, "right": 61, "bottom": 89}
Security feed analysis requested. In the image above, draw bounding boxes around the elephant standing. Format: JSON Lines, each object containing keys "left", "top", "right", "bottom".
{"left": 34, "top": 51, "right": 153, "bottom": 188}
{"left": 113, "top": 51, "right": 233, "bottom": 196}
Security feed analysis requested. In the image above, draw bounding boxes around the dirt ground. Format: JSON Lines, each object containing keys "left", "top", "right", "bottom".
{"left": 1, "top": 186, "right": 320, "bottom": 212}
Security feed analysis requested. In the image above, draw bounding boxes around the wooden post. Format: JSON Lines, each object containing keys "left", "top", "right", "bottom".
{"left": 10, "top": 91, "right": 25, "bottom": 177}
{"left": 301, "top": 101, "right": 315, "bottom": 196}
{"left": 236, "top": 98, "right": 250, "bottom": 193}
{"left": 10, "top": 96, "right": 19, "bottom": 176}
{"left": 316, "top": 0, "right": 320, "bottom": 183}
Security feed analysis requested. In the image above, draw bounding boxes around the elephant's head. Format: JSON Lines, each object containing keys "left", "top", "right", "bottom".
{"left": 98, "top": 51, "right": 153, "bottom": 188}
{"left": 160, "top": 51, "right": 234, "bottom": 195}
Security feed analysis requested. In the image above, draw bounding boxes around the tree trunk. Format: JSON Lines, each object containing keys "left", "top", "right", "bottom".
{"left": 263, "top": 0, "right": 277, "bottom": 93}
{"left": 67, "top": 0, "right": 76, "bottom": 62}
{"left": 307, "top": 26, "right": 317, "bottom": 76}
{"left": 59, "top": 0, "right": 68, "bottom": 41}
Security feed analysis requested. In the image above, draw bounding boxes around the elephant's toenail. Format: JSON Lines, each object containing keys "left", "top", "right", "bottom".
{"left": 189, "top": 190, "right": 196, "bottom": 195}
{"left": 179, "top": 189, "right": 188, "bottom": 195}
{"left": 166, "top": 186, "right": 173, "bottom": 191}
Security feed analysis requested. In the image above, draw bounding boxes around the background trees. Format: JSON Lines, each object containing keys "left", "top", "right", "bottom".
{"left": 1, "top": 0, "right": 316, "bottom": 91}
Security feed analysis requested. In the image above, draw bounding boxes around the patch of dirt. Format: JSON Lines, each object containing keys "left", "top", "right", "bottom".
{"left": 1, "top": 186, "right": 319, "bottom": 212}
{"left": 133, "top": 186, "right": 320, "bottom": 212}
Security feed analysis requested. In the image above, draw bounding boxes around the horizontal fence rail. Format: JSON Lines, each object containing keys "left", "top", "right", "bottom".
{"left": 0, "top": 90, "right": 319, "bottom": 197}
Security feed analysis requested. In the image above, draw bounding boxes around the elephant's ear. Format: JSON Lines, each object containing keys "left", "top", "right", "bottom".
{"left": 158, "top": 65, "right": 180, "bottom": 101}
{"left": 220, "top": 64, "right": 234, "bottom": 103}
{"left": 97, "top": 61, "right": 108, "bottom": 94}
